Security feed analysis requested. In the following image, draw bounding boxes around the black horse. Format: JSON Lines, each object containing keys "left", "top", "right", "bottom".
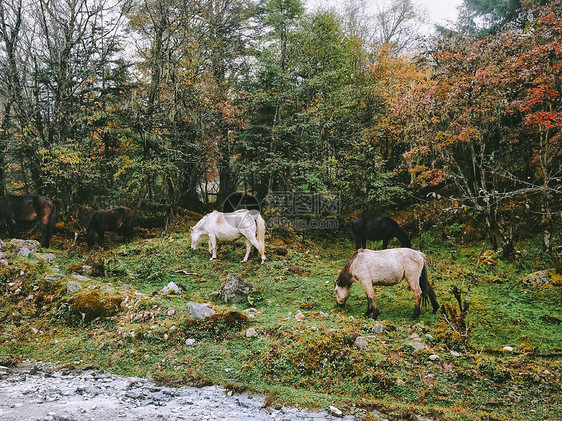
{"left": 0, "top": 195, "right": 57, "bottom": 247}
{"left": 352, "top": 216, "right": 411, "bottom": 250}
{"left": 86, "top": 206, "right": 135, "bottom": 249}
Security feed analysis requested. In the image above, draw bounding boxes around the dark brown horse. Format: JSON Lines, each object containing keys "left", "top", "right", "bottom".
{"left": 86, "top": 206, "right": 135, "bottom": 249}
{"left": 352, "top": 216, "right": 411, "bottom": 249}
{"left": 0, "top": 195, "right": 57, "bottom": 247}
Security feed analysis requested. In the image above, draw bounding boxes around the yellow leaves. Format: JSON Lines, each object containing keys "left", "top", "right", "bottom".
{"left": 478, "top": 250, "right": 496, "bottom": 266}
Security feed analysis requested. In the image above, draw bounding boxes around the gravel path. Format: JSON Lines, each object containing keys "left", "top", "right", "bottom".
{"left": 0, "top": 362, "right": 358, "bottom": 421}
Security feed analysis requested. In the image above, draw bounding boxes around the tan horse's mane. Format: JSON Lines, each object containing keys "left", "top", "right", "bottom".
{"left": 336, "top": 249, "right": 361, "bottom": 287}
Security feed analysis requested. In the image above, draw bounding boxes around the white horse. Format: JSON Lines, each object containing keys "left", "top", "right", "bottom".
{"left": 190, "top": 210, "right": 266, "bottom": 263}
{"left": 335, "top": 248, "right": 439, "bottom": 320}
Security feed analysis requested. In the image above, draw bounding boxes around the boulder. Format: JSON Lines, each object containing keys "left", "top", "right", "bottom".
{"left": 186, "top": 302, "right": 215, "bottom": 320}
{"left": 9, "top": 239, "right": 41, "bottom": 255}
{"left": 218, "top": 274, "right": 254, "bottom": 303}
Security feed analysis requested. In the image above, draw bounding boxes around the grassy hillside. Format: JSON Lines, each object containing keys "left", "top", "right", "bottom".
{"left": 0, "top": 222, "right": 560, "bottom": 420}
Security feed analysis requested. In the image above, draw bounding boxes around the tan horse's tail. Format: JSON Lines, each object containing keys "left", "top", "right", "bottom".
{"left": 252, "top": 211, "right": 266, "bottom": 259}
{"left": 420, "top": 262, "right": 439, "bottom": 313}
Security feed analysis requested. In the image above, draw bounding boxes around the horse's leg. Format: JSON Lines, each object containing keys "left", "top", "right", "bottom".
{"left": 406, "top": 274, "right": 423, "bottom": 319}
{"left": 7, "top": 219, "right": 18, "bottom": 239}
{"left": 245, "top": 233, "right": 265, "bottom": 264}
{"left": 98, "top": 229, "right": 106, "bottom": 248}
{"left": 360, "top": 279, "right": 379, "bottom": 320}
{"left": 241, "top": 239, "right": 252, "bottom": 263}
{"left": 209, "top": 235, "right": 217, "bottom": 260}
{"left": 382, "top": 238, "right": 389, "bottom": 249}
{"left": 246, "top": 234, "right": 265, "bottom": 265}
{"left": 40, "top": 224, "right": 49, "bottom": 247}
{"left": 39, "top": 212, "right": 50, "bottom": 247}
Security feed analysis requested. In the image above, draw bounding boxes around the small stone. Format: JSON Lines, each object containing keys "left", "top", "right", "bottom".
{"left": 37, "top": 253, "right": 56, "bottom": 263}
{"left": 429, "top": 354, "right": 439, "bottom": 361}
{"left": 81, "top": 265, "right": 94, "bottom": 275}
{"left": 159, "top": 281, "right": 182, "bottom": 295}
{"left": 328, "top": 405, "right": 343, "bottom": 417}
{"left": 371, "top": 323, "right": 384, "bottom": 334}
{"left": 185, "top": 339, "right": 196, "bottom": 346}
{"left": 67, "top": 280, "right": 83, "bottom": 293}
{"left": 450, "top": 350, "right": 461, "bottom": 357}
{"left": 503, "top": 346, "right": 514, "bottom": 352}
{"left": 410, "top": 341, "right": 425, "bottom": 351}
{"left": 45, "top": 273, "right": 66, "bottom": 282}
{"left": 245, "top": 328, "right": 258, "bottom": 338}
{"left": 167, "top": 308, "right": 176, "bottom": 317}
{"left": 354, "top": 336, "right": 368, "bottom": 349}
{"left": 295, "top": 311, "right": 305, "bottom": 321}
{"left": 71, "top": 274, "right": 91, "bottom": 283}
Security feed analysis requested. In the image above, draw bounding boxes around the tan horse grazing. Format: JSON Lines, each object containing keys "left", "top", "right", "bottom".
{"left": 335, "top": 248, "right": 439, "bottom": 320}
{"left": 191, "top": 209, "right": 266, "bottom": 264}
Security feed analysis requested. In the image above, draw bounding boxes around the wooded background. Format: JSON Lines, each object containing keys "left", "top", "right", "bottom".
{"left": 0, "top": 0, "right": 560, "bottom": 249}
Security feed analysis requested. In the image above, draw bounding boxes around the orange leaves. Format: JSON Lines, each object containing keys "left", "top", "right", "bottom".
{"left": 523, "top": 111, "right": 562, "bottom": 130}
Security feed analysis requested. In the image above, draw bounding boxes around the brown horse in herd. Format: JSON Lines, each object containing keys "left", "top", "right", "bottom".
{"left": 0, "top": 195, "right": 57, "bottom": 247}
{"left": 86, "top": 206, "right": 135, "bottom": 249}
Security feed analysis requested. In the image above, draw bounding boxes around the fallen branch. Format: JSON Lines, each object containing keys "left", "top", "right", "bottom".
{"left": 175, "top": 270, "right": 198, "bottom": 276}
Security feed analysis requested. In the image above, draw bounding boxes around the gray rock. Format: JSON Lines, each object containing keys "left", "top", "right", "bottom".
{"left": 37, "top": 253, "right": 56, "bottom": 263}
{"left": 523, "top": 271, "right": 551, "bottom": 286}
{"left": 410, "top": 341, "right": 425, "bottom": 351}
{"left": 0, "top": 259, "right": 7, "bottom": 267}
{"left": 185, "top": 338, "right": 196, "bottom": 346}
{"left": 67, "top": 281, "right": 83, "bottom": 293}
{"left": 10, "top": 239, "right": 41, "bottom": 255}
{"left": 186, "top": 302, "right": 216, "bottom": 320}
{"left": 71, "top": 274, "right": 91, "bottom": 283}
{"left": 218, "top": 274, "right": 254, "bottom": 303}
{"left": 17, "top": 247, "right": 31, "bottom": 258}
{"left": 328, "top": 406, "right": 343, "bottom": 417}
{"left": 45, "top": 273, "right": 66, "bottom": 283}
{"left": 81, "top": 265, "right": 94, "bottom": 275}
{"left": 159, "top": 281, "right": 182, "bottom": 295}
{"left": 371, "top": 323, "right": 384, "bottom": 334}
{"left": 354, "top": 336, "right": 368, "bottom": 349}
{"left": 245, "top": 328, "right": 258, "bottom": 338}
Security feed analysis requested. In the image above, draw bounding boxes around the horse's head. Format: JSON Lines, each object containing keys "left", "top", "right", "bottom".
{"left": 190, "top": 226, "right": 202, "bottom": 250}
{"left": 335, "top": 276, "right": 351, "bottom": 306}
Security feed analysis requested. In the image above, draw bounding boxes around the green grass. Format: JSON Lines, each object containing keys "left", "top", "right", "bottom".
{"left": 0, "top": 227, "right": 561, "bottom": 420}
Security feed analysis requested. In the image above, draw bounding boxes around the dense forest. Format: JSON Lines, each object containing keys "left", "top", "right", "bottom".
{"left": 0, "top": 0, "right": 560, "bottom": 249}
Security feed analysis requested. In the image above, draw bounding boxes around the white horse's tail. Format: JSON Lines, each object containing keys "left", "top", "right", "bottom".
{"left": 251, "top": 211, "right": 266, "bottom": 259}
